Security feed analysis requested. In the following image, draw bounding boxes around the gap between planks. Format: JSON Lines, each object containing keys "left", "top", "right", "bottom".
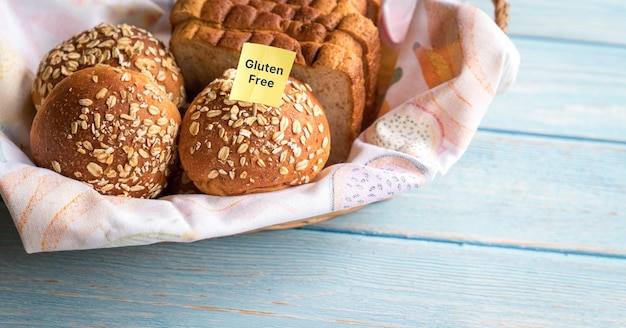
{"left": 478, "top": 128, "right": 626, "bottom": 146}
{"left": 300, "top": 225, "right": 626, "bottom": 260}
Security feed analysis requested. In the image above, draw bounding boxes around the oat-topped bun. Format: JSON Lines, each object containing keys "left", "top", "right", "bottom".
{"left": 31, "top": 23, "right": 185, "bottom": 110}
{"left": 178, "top": 69, "right": 331, "bottom": 196}
{"left": 30, "top": 65, "right": 181, "bottom": 199}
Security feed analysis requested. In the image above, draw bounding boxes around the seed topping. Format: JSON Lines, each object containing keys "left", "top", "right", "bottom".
{"left": 32, "top": 22, "right": 184, "bottom": 109}
{"left": 183, "top": 70, "right": 330, "bottom": 192}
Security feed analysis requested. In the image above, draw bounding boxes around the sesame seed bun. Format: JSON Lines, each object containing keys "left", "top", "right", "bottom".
{"left": 30, "top": 65, "right": 181, "bottom": 199}
{"left": 31, "top": 23, "right": 185, "bottom": 111}
{"left": 178, "top": 69, "right": 331, "bottom": 196}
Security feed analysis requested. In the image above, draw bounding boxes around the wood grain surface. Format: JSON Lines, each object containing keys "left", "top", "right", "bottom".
{"left": 311, "top": 131, "right": 626, "bottom": 256}
{"left": 480, "top": 36, "right": 626, "bottom": 142}
{"left": 472, "top": 0, "right": 626, "bottom": 45}
{"left": 2, "top": 0, "right": 626, "bottom": 327}
{"left": 2, "top": 216, "right": 626, "bottom": 327}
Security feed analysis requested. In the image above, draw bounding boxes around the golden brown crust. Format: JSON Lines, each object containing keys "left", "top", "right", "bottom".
{"left": 178, "top": 69, "right": 331, "bottom": 196}
{"left": 366, "top": 0, "right": 382, "bottom": 23}
{"left": 170, "top": 0, "right": 379, "bottom": 99}
{"left": 170, "top": 0, "right": 370, "bottom": 27}
{"left": 30, "top": 66, "right": 181, "bottom": 199}
{"left": 338, "top": 13, "right": 381, "bottom": 128}
{"left": 170, "top": 0, "right": 381, "bottom": 163}
{"left": 31, "top": 23, "right": 185, "bottom": 111}
{"left": 304, "top": 43, "right": 364, "bottom": 156}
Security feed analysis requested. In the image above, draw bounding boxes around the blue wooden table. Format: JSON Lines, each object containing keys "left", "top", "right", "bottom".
{"left": 2, "top": 1, "right": 625, "bottom": 326}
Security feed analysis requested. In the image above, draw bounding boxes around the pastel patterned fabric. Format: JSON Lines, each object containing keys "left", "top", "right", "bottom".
{"left": 0, "top": 0, "right": 520, "bottom": 253}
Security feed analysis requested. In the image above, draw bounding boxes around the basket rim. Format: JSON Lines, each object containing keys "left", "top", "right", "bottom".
{"left": 493, "top": 0, "right": 510, "bottom": 33}
{"left": 259, "top": 0, "right": 511, "bottom": 232}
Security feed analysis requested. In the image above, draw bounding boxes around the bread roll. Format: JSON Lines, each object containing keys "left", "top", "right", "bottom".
{"left": 178, "top": 69, "right": 331, "bottom": 196}
{"left": 30, "top": 65, "right": 181, "bottom": 199}
{"left": 169, "top": 0, "right": 383, "bottom": 164}
{"left": 31, "top": 23, "right": 185, "bottom": 111}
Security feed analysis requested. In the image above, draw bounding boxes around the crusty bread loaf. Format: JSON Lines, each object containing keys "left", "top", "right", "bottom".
{"left": 170, "top": 0, "right": 372, "bottom": 27}
{"left": 30, "top": 66, "right": 181, "bottom": 199}
{"left": 334, "top": 13, "right": 381, "bottom": 128}
{"left": 171, "top": 19, "right": 364, "bottom": 164}
{"left": 170, "top": 0, "right": 381, "bottom": 128}
{"left": 178, "top": 69, "right": 331, "bottom": 196}
{"left": 170, "top": 0, "right": 381, "bottom": 163}
{"left": 31, "top": 23, "right": 186, "bottom": 111}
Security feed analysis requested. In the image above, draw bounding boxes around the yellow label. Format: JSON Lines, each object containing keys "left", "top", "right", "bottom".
{"left": 230, "top": 43, "right": 297, "bottom": 107}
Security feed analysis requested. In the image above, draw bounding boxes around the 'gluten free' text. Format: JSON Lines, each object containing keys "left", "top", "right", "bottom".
{"left": 230, "top": 43, "right": 296, "bottom": 107}
{"left": 246, "top": 59, "right": 284, "bottom": 88}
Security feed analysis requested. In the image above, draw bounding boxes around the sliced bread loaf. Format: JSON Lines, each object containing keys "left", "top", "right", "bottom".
{"left": 171, "top": 0, "right": 380, "bottom": 122}
{"left": 170, "top": 0, "right": 371, "bottom": 27}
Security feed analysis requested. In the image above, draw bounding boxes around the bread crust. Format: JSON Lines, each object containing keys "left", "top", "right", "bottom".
{"left": 178, "top": 69, "right": 331, "bottom": 196}
{"left": 170, "top": 0, "right": 371, "bottom": 27}
{"left": 31, "top": 23, "right": 186, "bottom": 111}
{"left": 30, "top": 66, "right": 181, "bottom": 199}
{"left": 171, "top": 0, "right": 380, "bottom": 120}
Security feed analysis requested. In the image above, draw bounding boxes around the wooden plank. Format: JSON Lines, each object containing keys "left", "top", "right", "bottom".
{"left": 1, "top": 225, "right": 625, "bottom": 327}
{"left": 470, "top": 0, "right": 626, "bottom": 45}
{"left": 481, "top": 36, "right": 626, "bottom": 142}
{"left": 311, "top": 130, "right": 626, "bottom": 256}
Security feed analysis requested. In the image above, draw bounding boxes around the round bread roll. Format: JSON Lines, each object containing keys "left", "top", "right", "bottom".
{"left": 178, "top": 69, "right": 331, "bottom": 196}
{"left": 31, "top": 23, "right": 185, "bottom": 111}
{"left": 30, "top": 65, "right": 181, "bottom": 199}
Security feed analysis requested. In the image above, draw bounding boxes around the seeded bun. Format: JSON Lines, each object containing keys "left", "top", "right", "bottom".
{"left": 32, "top": 23, "right": 185, "bottom": 111}
{"left": 178, "top": 69, "right": 331, "bottom": 196}
{"left": 30, "top": 65, "right": 181, "bottom": 199}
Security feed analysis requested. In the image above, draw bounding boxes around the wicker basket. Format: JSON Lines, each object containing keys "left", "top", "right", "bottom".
{"left": 0, "top": 0, "right": 516, "bottom": 253}
{"left": 261, "top": 0, "right": 511, "bottom": 231}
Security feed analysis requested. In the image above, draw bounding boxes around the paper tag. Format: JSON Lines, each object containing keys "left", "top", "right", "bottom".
{"left": 230, "top": 43, "right": 296, "bottom": 107}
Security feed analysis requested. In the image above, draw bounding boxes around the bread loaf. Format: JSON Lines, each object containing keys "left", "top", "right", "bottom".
{"left": 174, "top": 5, "right": 380, "bottom": 126}
{"left": 170, "top": 0, "right": 381, "bottom": 27}
{"left": 169, "top": 0, "right": 380, "bottom": 114}
{"left": 169, "top": 0, "right": 381, "bottom": 164}
{"left": 31, "top": 23, "right": 185, "bottom": 111}
{"left": 178, "top": 69, "right": 331, "bottom": 196}
{"left": 30, "top": 66, "right": 181, "bottom": 199}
